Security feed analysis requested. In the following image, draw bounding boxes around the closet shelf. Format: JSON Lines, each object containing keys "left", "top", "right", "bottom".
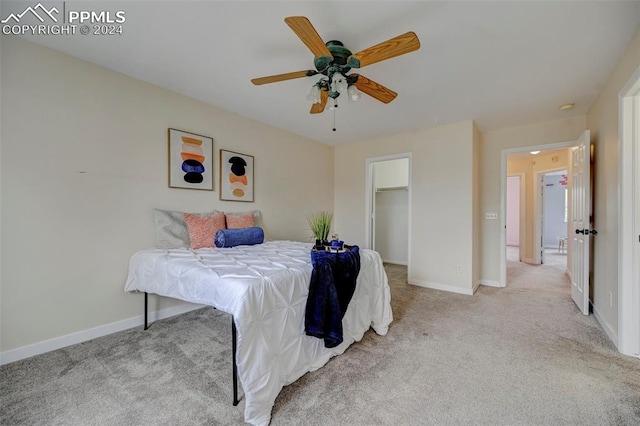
{"left": 376, "top": 186, "right": 408, "bottom": 192}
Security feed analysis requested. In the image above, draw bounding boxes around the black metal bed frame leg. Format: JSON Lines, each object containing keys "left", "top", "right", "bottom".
{"left": 232, "top": 316, "right": 239, "bottom": 406}
{"left": 144, "top": 292, "right": 149, "bottom": 330}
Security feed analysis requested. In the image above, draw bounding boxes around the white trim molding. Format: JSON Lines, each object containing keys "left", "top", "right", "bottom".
{"left": 383, "top": 260, "right": 408, "bottom": 266}
{"left": 0, "top": 301, "right": 203, "bottom": 366}
{"left": 617, "top": 65, "right": 640, "bottom": 358}
{"left": 409, "top": 277, "right": 475, "bottom": 296}
{"left": 593, "top": 303, "right": 618, "bottom": 349}
{"left": 479, "top": 279, "right": 503, "bottom": 288}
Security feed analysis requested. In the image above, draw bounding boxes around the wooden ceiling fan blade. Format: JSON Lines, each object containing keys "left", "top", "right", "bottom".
{"left": 348, "top": 32, "right": 420, "bottom": 68}
{"left": 352, "top": 74, "right": 397, "bottom": 104}
{"left": 251, "top": 70, "right": 315, "bottom": 85}
{"left": 284, "top": 16, "right": 332, "bottom": 58}
{"left": 310, "top": 90, "right": 329, "bottom": 114}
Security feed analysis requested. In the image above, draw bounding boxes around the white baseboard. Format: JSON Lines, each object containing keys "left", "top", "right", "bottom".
{"left": 382, "top": 259, "right": 408, "bottom": 266}
{"left": 592, "top": 303, "right": 618, "bottom": 348}
{"left": 408, "top": 277, "right": 474, "bottom": 295}
{"left": 523, "top": 258, "right": 538, "bottom": 265}
{"left": 479, "top": 279, "right": 503, "bottom": 288}
{"left": 0, "top": 301, "right": 203, "bottom": 366}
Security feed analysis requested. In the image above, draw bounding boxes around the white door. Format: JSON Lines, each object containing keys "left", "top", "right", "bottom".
{"left": 540, "top": 173, "right": 546, "bottom": 264}
{"left": 570, "top": 130, "right": 592, "bottom": 315}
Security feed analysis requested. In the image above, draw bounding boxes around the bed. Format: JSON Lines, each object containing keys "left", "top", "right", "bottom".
{"left": 124, "top": 240, "right": 393, "bottom": 425}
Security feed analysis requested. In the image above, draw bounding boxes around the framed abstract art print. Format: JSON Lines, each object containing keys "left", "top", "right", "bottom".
{"left": 220, "top": 149, "right": 254, "bottom": 202}
{"left": 168, "top": 128, "right": 214, "bottom": 191}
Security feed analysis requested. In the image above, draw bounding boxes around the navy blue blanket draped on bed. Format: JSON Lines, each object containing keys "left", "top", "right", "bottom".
{"left": 305, "top": 246, "right": 361, "bottom": 348}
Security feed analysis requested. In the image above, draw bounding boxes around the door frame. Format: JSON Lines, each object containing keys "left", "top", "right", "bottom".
{"left": 500, "top": 141, "right": 575, "bottom": 286}
{"left": 618, "top": 65, "right": 640, "bottom": 357}
{"left": 533, "top": 167, "right": 569, "bottom": 265}
{"left": 364, "top": 152, "right": 412, "bottom": 262}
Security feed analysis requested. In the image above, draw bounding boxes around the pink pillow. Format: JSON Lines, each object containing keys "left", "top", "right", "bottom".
{"left": 183, "top": 212, "right": 226, "bottom": 249}
{"left": 226, "top": 213, "right": 255, "bottom": 229}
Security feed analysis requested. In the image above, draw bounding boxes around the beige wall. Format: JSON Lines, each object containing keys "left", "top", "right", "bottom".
{"left": 586, "top": 26, "right": 640, "bottom": 336}
{"left": 0, "top": 37, "right": 334, "bottom": 353}
{"left": 506, "top": 150, "right": 569, "bottom": 262}
{"left": 334, "top": 121, "right": 478, "bottom": 294}
{"left": 480, "top": 116, "right": 587, "bottom": 284}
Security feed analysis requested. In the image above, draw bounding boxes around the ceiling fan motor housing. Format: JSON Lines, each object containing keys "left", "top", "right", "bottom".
{"left": 314, "top": 40, "right": 353, "bottom": 75}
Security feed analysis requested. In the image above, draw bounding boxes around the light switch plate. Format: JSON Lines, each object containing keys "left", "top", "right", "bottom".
{"left": 485, "top": 212, "right": 498, "bottom": 219}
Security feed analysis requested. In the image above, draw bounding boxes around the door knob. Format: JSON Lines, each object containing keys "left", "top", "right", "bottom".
{"left": 575, "top": 229, "right": 597, "bottom": 235}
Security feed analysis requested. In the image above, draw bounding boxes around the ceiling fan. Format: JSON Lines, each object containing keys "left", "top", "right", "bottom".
{"left": 251, "top": 16, "right": 420, "bottom": 115}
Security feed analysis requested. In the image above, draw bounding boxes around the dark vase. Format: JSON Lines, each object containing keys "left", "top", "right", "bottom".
{"left": 314, "top": 239, "right": 330, "bottom": 250}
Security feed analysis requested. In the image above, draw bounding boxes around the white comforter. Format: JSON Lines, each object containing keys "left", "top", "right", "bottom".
{"left": 124, "top": 240, "right": 393, "bottom": 425}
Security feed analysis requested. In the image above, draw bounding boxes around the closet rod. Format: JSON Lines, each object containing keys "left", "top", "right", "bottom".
{"left": 376, "top": 186, "right": 408, "bottom": 192}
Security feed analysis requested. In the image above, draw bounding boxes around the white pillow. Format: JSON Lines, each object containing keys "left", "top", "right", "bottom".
{"left": 153, "top": 208, "right": 221, "bottom": 248}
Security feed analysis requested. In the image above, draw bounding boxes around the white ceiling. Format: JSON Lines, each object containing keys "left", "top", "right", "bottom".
{"left": 7, "top": 1, "right": 640, "bottom": 145}
{"left": 507, "top": 148, "right": 568, "bottom": 162}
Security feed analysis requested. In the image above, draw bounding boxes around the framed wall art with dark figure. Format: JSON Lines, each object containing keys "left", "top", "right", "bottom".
{"left": 220, "top": 149, "right": 254, "bottom": 202}
{"left": 168, "top": 128, "right": 214, "bottom": 191}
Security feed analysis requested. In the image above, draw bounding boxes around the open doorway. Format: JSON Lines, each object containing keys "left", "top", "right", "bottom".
{"left": 539, "top": 170, "right": 568, "bottom": 272}
{"left": 365, "top": 154, "right": 411, "bottom": 267}
{"left": 504, "top": 148, "right": 570, "bottom": 285}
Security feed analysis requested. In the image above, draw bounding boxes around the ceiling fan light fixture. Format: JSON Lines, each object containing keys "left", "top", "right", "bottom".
{"left": 347, "top": 84, "right": 361, "bottom": 102}
{"left": 306, "top": 85, "right": 321, "bottom": 103}
{"left": 331, "top": 72, "right": 348, "bottom": 93}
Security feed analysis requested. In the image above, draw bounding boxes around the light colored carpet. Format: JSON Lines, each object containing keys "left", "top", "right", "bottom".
{"left": 2, "top": 260, "right": 639, "bottom": 425}
{"left": 507, "top": 245, "right": 567, "bottom": 270}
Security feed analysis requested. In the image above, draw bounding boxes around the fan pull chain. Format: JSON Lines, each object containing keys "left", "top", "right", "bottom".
{"left": 332, "top": 101, "right": 337, "bottom": 132}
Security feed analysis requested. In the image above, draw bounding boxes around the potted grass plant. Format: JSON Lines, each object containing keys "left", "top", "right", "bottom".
{"left": 307, "top": 211, "right": 333, "bottom": 249}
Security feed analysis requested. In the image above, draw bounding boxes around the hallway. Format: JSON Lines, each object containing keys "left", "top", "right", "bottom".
{"left": 506, "top": 245, "right": 569, "bottom": 291}
{"left": 507, "top": 245, "right": 567, "bottom": 268}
